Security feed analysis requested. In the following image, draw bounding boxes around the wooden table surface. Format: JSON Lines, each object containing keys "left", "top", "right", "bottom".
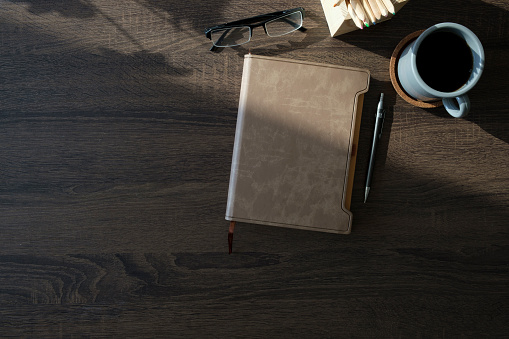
{"left": 1, "top": 0, "right": 508, "bottom": 337}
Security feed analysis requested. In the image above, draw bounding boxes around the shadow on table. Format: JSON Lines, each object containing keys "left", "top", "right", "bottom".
{"left": 421, "top": 54, "right": 509, "bottom": 144}
{"left": 136, "top": 0, "right": 231, "bottom": 34}
{"left": 338, "top": 0, "right": 509, "bottom": 144}
{"left": 356, "top": 79, "right": 396, "bottom": 189}
{"left": 337, "top": 0, "right": 509, "bottom": 57}
{"left": 7, "top": 0, "right": 97, "bottom": 18}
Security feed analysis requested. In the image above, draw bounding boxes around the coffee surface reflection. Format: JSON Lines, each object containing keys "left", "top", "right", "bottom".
{"left": 416, "top": 31, "right": 473, "bottom": 93}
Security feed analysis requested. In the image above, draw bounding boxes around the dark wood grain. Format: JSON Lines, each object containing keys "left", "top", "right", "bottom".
{"left": 1, "top": 0, "right": 508, "bottom": 337}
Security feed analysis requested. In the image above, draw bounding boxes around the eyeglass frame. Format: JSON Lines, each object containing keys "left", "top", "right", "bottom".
{"left": 204, "top": 7, "right": 306, "bottom": 52}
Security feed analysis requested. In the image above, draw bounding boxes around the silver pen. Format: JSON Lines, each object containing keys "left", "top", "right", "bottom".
{"left": 364, "top": 93, "right": 385, "bottom": 203}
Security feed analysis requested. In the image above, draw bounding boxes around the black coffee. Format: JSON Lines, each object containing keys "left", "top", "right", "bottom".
{"left": 416, "top": 31, "right": 473, "bottom": 92}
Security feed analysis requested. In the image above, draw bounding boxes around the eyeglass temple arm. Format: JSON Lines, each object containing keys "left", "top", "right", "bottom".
{"left": 209, "top": 8, "right": 304, "bottom": 30}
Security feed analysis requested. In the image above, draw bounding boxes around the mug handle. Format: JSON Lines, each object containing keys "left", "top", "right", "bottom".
{"left": 442, "top": 94, "right": 470, "bottom": 118}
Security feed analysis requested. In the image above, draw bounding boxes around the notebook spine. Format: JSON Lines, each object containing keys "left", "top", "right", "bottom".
{"left": 226, "top": 55, "right": 253, "bottom": 219}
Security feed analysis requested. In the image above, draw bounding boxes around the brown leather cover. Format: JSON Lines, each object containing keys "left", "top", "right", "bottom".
{"left": 226, "top": 54, "right": 370, "bottom": 234}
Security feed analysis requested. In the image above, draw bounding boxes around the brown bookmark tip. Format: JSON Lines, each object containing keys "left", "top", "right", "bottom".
{"left": 228, "top": 221, "right": 236, "bottom": 254}
{"left": 228, "top": 232, "right": 233, "bottom": 254}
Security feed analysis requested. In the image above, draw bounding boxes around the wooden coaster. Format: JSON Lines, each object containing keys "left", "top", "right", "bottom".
{"left": 390, "top": 30, "right": 443, "bottom": 108}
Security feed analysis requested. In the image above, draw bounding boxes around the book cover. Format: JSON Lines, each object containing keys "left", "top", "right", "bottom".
{"left": 226, "top": 54, "right": 369, "bottom": 235}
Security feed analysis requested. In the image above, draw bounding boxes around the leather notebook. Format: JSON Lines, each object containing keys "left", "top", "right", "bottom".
{"left": 226, "top": 54, "right": 370, "bottom": 250}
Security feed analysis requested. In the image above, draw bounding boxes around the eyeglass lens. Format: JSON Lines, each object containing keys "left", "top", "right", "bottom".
{"left": 211, "top": 27, "right": 251, "bottom": 47}
{"left": 265, "top": 11, "right": 303, "bottom": 37}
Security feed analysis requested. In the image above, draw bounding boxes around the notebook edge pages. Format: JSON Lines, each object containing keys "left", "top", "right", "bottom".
{"left": 225, "top": 55, "right": 252, "bottom": 220}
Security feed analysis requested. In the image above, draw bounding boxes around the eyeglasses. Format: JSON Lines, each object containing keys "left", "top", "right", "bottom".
{"left": 205, "top": 8, "right": 306, "bottom": 51}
